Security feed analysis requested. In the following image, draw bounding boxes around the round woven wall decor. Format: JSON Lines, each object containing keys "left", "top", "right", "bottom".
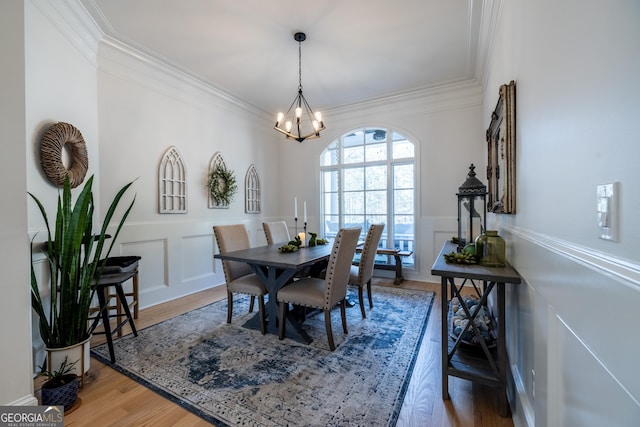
{"left": 40, "top": 122, "right": 88, "bottom": 188}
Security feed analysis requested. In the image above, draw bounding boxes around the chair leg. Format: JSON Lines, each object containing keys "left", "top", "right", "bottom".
{"left": 278, "top": 301, "right": 286, "bottom": 340}
{"left": 367, "top": 280, "right": 373, "bottom": 309}
{"left": 249, "top": 295, "right": 255, "bottom": 313}
{"left": 258, "top": 295, "right": 266, "bottom": 335}
{"left": 358, "top": 286, "right": 366, "bottom": 318}
{"left": 226, "top": 291, "right": 233, "bottom": 324}
{"left": 324, "top": 309, "right": 335, "bottom": 351}
{"left": 340, "top": 300, "right": 348, "bottom": 335}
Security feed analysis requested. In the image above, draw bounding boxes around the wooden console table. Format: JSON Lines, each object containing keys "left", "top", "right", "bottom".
{"left": 431, "top": 240, "right": 521, "bottom": 417}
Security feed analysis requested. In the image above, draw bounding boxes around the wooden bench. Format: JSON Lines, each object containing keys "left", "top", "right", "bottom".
{"left": 354, "top": 245, "right": 413, "bottom": 284}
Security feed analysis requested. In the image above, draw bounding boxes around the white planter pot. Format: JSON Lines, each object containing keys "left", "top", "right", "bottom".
{"left": 46, "top": 335, "right": 91, "bottom": 381}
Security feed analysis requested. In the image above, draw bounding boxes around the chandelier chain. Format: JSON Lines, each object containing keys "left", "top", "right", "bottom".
{"left": 298, "top": 41, "right": 303, "bottom": 90}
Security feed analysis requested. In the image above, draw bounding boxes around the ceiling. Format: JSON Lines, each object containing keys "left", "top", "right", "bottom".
{"left": 81, "top": 0, "right": 487, "bottom": 114}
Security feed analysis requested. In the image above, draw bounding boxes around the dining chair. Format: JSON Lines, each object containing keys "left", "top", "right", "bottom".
{"left": 264, "top": 220, "right": 319, "bottom": 280}
{"left": 277, "top": 227, "right": 361, "bottom": 351}
{"left": 349, "top": 223, "right": 385, "bottom": 318}
{"left": 263, "top": 221, "right": 291, "bottom": 245}
{"left": 213, "top": 224, "right": 266, "bottom": 334}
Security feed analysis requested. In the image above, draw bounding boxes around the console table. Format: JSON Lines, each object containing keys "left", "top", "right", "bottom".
{"left": 431, "top": 240, "right": 521, "bottom": 417}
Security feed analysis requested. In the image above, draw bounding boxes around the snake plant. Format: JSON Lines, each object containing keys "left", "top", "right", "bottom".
{"left": 29, "top": 175, "right": 135, "bottom": 348}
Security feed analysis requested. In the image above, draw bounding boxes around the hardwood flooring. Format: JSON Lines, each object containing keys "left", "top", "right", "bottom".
{"left": 54, "top": 279, "right": 514, "bottom": 426}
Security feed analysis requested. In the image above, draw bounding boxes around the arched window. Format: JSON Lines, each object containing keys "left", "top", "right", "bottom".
{"left": 320, "top": 128, "right": 415, "bottom": 266}
{"left": 158, "top": 146, "right": 187, "bottom": 213}
{"left": 245, "top": 164, "right": 261, "bottom": 213}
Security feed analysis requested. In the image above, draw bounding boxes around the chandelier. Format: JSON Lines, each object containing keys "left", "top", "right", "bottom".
{"left": 274, "top": 32, "right": 325, "bottom": 143}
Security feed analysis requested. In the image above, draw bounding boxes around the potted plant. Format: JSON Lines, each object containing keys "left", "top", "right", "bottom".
{"left": 39, "top": 356, "right": 79, "bottom": 411}
{"left": 29, "top": 175, "right": 135, "bottom": 377}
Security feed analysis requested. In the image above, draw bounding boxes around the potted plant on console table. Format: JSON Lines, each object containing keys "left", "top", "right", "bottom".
{"left": 29, "top": 175, "right": 135, "bottom": 381}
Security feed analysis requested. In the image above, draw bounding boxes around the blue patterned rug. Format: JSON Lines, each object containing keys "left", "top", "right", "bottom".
{"left": 91, "top": 285, "right": 434, "bottom": 426}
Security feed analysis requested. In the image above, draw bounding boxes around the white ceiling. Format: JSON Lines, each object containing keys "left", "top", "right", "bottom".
{"left": 81, "top": 0, "right": 487, "bottom": 114}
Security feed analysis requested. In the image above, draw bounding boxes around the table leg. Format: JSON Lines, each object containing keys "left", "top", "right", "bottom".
{"left": 441, "top": 277, "right": 450, "bottom": 400}
{"left": 497, "top": 282, "right": 509, "bottom": 417}
{"left": 246, "top": 265, "right": 313, "bottom": 343}
{"left": 96, "top": 287, "right": 116, "bottom": 363}
{"left": 393, "top": 254, "right": 403, "bottom": 285}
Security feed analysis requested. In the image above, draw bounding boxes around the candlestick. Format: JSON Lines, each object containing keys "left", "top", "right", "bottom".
{"left": 294, "top": 196, "right": 298, "bottom": 219}
{"left": 304, "top": 201, "right": 307, "bottom": 223}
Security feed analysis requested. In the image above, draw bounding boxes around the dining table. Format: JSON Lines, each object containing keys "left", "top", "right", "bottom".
{"left": 213, "top": 243, "right": 333, "bottom": 343}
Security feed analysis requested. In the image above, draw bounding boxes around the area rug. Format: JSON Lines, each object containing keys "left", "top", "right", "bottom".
{"left": 91, "top": 285, "right": 434, "bottom": 426}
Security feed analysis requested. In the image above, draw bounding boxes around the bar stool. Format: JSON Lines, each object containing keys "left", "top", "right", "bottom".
{"left": 89, "top": 271, "right": 138, "bottom": 363}
{"left": 103, "top": 257, "right": 141, "bottom": 336}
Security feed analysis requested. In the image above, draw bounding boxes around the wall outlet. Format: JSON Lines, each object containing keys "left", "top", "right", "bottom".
{"left": 597, "top": 182, "right": 618, "bottom": 241}
{"left": 531, "top": 369, "right": 535, "bottom": 400}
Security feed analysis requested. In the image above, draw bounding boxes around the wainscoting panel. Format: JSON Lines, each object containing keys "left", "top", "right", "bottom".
{"left": 547, "top": 309, "right": 639, "bottom": 426}
{"left": 181, "top": 233, "right": 216, "bottom": 284}
{"left": 503, "top": 226, "right": 640, "bottom": 427}
{"left": 111, "top": 222, "right": 226, "bottom": 309}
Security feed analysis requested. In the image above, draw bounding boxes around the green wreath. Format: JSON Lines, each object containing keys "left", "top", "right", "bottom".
{"left": 208, "top": 164, "right": 237, "bottom": 205}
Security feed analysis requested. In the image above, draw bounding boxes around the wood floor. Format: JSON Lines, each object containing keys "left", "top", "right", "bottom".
{"left": 54, "top": 278, "right": 514, "bottom": 426}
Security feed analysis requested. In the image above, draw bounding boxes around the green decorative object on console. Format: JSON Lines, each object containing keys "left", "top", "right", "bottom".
{"left": 475, "top": 230, "right": 505, "bottom": 267}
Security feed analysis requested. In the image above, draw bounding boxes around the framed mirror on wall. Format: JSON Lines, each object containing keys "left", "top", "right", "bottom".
{"left": 486, "top": 80, "right": 516, "bottom": 214}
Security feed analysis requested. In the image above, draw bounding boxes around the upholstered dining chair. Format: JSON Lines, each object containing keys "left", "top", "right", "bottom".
{"left": 263, "top": 221, "right": 290, "bottom": 245}
{"left": 277, "top": 227, "right": 361, "bottom": 351}
{"left": 213, "top": 224, "right": 266, "bottom": 334}
{"left": 349, "top": 223, "right": 385, "bottom": 318}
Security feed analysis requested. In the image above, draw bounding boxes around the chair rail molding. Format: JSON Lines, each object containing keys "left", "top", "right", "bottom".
{"left": 503, "top": 225, "right": 640, "bottom": 289}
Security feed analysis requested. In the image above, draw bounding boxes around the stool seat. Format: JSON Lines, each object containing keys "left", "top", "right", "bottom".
{"left": 89, "top": 270, "right": 138, "bottom": 363}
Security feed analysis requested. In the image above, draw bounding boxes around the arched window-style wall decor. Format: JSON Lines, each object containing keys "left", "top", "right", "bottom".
{"left": 245, "top": 164, "right": 261, "bottom": 214}
{"left": 158, "top": 146, "right": 187, "bottom": 214}
{"left": 208, "top": 152, "right": 231, "bottom": 209}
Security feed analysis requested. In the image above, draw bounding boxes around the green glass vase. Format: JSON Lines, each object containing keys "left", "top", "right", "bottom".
{"left": 475, "top": 230, "right": 505, "bottom": 267}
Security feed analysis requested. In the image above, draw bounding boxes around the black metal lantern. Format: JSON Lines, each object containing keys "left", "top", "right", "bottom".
{"left": 457, "top": 164, "right": 487, "bottom": 250}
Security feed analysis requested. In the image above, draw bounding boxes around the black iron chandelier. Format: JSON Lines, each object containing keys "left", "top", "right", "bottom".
{"left": 274, "top": 32, "right": 325, "bottom": 143}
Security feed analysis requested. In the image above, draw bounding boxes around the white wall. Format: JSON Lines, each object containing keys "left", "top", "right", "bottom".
{"left": 485, "top": 1, "right": 640, "bottom": 426}
{"left": 95, "top": 39, "right": 282, "bottom": 308}
{"left": 24, "top": 0, "right": 102, "bottom": 377}
{"left": 0, "top": 1, "right": 38, "bottom": 407}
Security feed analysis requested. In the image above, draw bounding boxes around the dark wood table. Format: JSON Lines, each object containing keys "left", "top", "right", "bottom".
{"left": 431, "top": 240, "right": 521, "bottom": 417}
{"left": 214, "top": 243, "right": 333, "bottom": 343}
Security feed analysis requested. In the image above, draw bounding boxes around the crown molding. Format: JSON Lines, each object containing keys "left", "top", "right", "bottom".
{"left": 328, "top": 79, "right": 483, "bottom": 117}
{"left": 32, "top": 0, "right": 102, "bottom": 67}
{"left": 35, "top": 0, "right": 265, "bottom": 116}
{"left": 98, "top": 35, "right": 265, "bottom": 116}
{"left": 475, "top": 0, "right": 504, "bottom": 94}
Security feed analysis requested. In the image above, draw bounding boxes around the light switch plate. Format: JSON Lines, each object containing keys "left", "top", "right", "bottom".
{"left": 596, "top": 182, "right": 618, "bottom": 241}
